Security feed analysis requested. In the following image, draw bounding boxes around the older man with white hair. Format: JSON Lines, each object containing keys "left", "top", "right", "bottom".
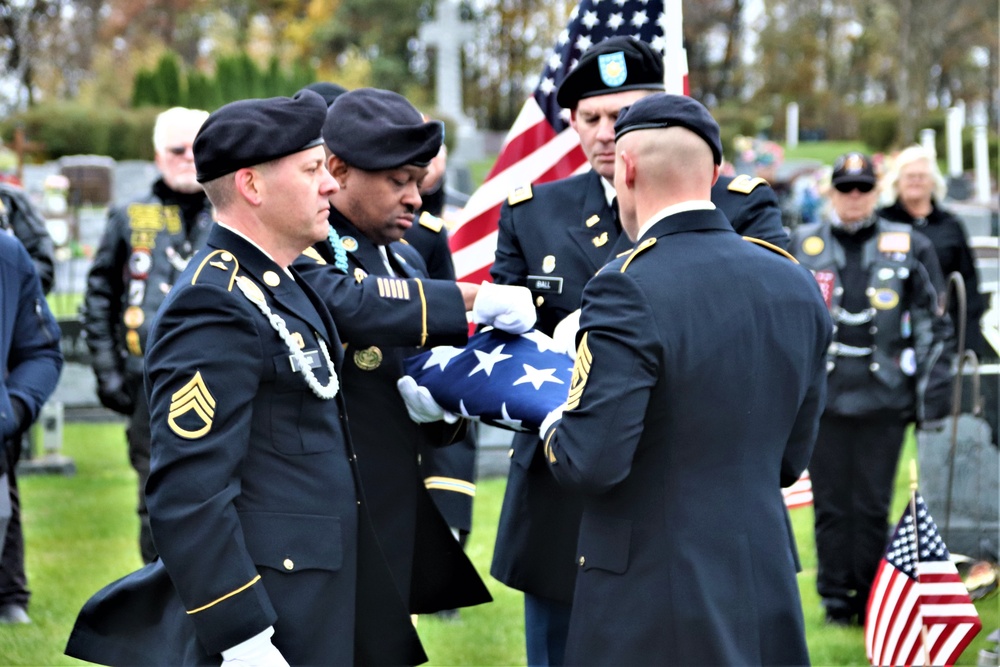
{"left": 83, "top": 106, "right": 213, "bottom": 563}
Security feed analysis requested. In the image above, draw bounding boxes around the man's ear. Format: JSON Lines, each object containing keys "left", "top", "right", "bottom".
{"left": 234, "top": 168, "right": 263, "bottom": 206}
{"left": 711, "top": 163, "right": 720, "bottom": 187}
{"left": 328, "top": 155, "right": 349, "bottom": 187}
{"left": 621, "top": 150, "right": 637, "bottom": 190}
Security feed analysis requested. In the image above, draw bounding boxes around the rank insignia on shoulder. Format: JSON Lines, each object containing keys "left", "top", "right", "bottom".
{"left": 419, "top": 211, "right": 444, "bottom": 233}
{"left": 727, "top": 174, "right": 768, "bottom": 194}
{"left": 377, "top": 276, "right": 411, "bottom": 300}
{"left": 301, "top": 246, "right": 327, "bottom": 265}
{"left": 508, "top": 184, "right": 533, "bottom": 206}
{"left": 620, "top": 237, "right": 656, "bottom": 272}
{"left": 585, "top": 214, "right": 600, "bottom": 228}
{"left": 191, "top": 249, "right": 238, "bottom": 290}
{"left": 167, "top": 371, "right": 216, "bottom": 439}
{"left": 592, "top": 231, "right": 608, "bottom": 247}
{"left": 877, "top": 232, "right": 910, "bottom": 254}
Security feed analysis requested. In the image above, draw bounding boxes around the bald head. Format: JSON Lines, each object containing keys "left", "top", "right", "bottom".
{"left": 614, "top": 126, "right": 718, "bottom": 240}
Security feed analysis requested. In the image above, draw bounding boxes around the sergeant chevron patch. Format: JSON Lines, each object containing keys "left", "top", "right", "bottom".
{"left": 566, "top": 332, "right": 592, "bottom": 411}
{"left": 167, "top": 371, "right": 216, "bottom": 439}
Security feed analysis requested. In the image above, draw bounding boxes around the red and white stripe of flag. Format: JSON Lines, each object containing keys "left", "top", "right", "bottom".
{"left": 866, "top": 560, "right": 981, "bottom": 666}
{"left": 449, "top": 98, "right": 587, "bottom": 284}
{"left": 782, "top": 470, "right": 813, "bottom": 509}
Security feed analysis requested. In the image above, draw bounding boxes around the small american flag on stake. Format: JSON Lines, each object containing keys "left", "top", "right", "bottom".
{"left": 448, "top": 0, "right": 684, "bottom": 284}
{"left": 865, "top": 477, "right": 981, "bottom": 666}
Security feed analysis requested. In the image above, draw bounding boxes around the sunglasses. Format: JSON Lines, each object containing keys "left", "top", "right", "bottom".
{"left": 834, "top": 182, "right": 874, "bottom": 194}
{"left": 165, "top": 145, "right": 192, "bottom": 156}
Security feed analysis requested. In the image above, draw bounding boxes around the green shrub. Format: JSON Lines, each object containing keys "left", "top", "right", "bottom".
{"left": 2, "top": 104, "right": 160, "bottom": 161}
{"left": 858, "top": 105, "right": 900, "bottom": 152}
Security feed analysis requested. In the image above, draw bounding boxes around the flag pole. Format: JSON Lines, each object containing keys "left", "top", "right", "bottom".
{"left": 908, "top": 460, "right": 932, "bottom": 667}
{"left": 661, "top": 0, "right": 687, "bottom": 94}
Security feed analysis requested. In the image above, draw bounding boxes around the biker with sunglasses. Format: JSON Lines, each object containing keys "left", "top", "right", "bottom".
{"left": 83, "top": 107, "right": 214, "bottom": 565}
{"left": 789, "top": 152, "right": 954, "bottom": 626}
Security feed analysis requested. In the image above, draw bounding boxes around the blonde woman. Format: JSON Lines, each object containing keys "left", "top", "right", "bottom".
{"left": 879, "top": 145, "right": 986, "bottom": 355}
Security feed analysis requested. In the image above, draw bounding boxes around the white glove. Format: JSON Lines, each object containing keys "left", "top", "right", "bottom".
{"left": 472, "top": 282, "right": 537, "bottom": 334}
{"left": 552, "top": 309, "right": 581, "bottom": 359}
{"left": 221, "top": 627, "right": 288, "bottom": 667}
{"left": 397, "top": 375, "right": 459, "bottom": 424}
{"left": 539, "top": 403, "right": 566, "bottom": 437}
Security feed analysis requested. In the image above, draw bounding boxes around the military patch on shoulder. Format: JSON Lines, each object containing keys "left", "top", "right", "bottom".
{"left": 301, "top": 246, "right": 327, "bottom": 265}
{"left": 419, "top": 211, "right": 444, "bottom": 233}
{"left": 167, "top": 371, "right": 216, "bottom": 439}
{"left": 508, "top": 184, "right": 533, "bottom": 206}
{"left": 727, "top": 174, "right": 769, "bottom": 194}
{"left": 566, "top": 332, "right": 592, "bottom": 411}
{"left": 191, "top": 249, "right": 239, "bottom": 291}
{"left": 620, "top": 237, "right": 657, "bottom": 272}
{"left": 742, "top": 236, "right": 799, "bottom": 264}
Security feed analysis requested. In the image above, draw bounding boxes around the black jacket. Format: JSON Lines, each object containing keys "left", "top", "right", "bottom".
{"left": 879, "top": 199, "right": 988, "bottom": 357}
{"left": 0, "top": 183, "right": 55, "bottom": 294}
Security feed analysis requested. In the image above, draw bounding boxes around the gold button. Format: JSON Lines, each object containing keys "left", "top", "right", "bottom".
{"left": 535, "top": 296, "right": 545, "bottom": 307}
{"left": 221, "top": 252, "right": 233, "bottom": 262}
{"left": 263, "top": 270, "right": 281, "bottom": 287}
{"left": 578, "top": 556, "right": 585, "bottom": 567}
{"left": 870, "top": 362, "right": 880, "bottom": 372}
{"left": 508, "top": 448, "right": 514, "bottom": 459}
{"left": 283, "top": 558, "right": 294, "bottom": 570}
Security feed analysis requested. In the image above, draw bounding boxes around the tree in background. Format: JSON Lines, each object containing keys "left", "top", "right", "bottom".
{"left": 0, "top": 0, "right": 996, "bottom": 148}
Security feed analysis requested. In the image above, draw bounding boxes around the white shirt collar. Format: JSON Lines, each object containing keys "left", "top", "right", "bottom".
{"left": 636, "top": 200, "right": 716, "bottom": 241}
{"left": 599, "top": 176, "right": 616, "bottom": 207}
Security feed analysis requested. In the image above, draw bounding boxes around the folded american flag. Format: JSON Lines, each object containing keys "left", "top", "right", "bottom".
{"left": 403, "top": 328, "right": 574, "bottom": 434}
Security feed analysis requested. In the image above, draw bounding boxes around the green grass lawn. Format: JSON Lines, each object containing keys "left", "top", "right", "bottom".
{"left": 3, "top": 423, "right": 996, "bottom": 665}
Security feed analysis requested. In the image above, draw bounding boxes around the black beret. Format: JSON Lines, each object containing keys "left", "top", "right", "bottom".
{"left": 304, "top": 81, "right": 348, "bottom": 107}
{"left": 556, "top": 37, "right": 665, "bottom": 109}
{"left": 831, "top": 152, "right": 877, "bottom": 186}
{"left": 614, "top": 93, "right": 723, "bottom": 165}
{"left": 323, "top": 88, "right": 443, "bottom": 171}
{"left": 194, "top": 90, "right": 327, "bottom": 183}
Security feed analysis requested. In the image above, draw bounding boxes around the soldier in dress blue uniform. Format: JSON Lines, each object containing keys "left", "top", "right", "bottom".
{"left": 295, "top": 88, "right": 534, "bottom": 617}
{"left": 65, "top": 90, "right": 425, "bottom": 666}
{"left": 790, "top": 152, "right": 953, "bottom": 626}
{"left": 540, "top": 93, "right": 829, "bottom": 666}
{"left": 489, "top": 36, "right": 790, "bottom": 666}
{"left": 406, "top": 142, "right": 479, "bottom": 602}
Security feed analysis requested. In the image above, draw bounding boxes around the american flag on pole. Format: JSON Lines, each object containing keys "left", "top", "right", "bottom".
{"left": 865, "top": 491, "right": 982, "bottom": 666}
{"left": 449, "top": 0, "right": 684, "bottom": 284}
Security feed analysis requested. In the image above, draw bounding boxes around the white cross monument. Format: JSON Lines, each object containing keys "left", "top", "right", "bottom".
{"left": 419, "top": 0, "right": 474, "bottom": 125}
